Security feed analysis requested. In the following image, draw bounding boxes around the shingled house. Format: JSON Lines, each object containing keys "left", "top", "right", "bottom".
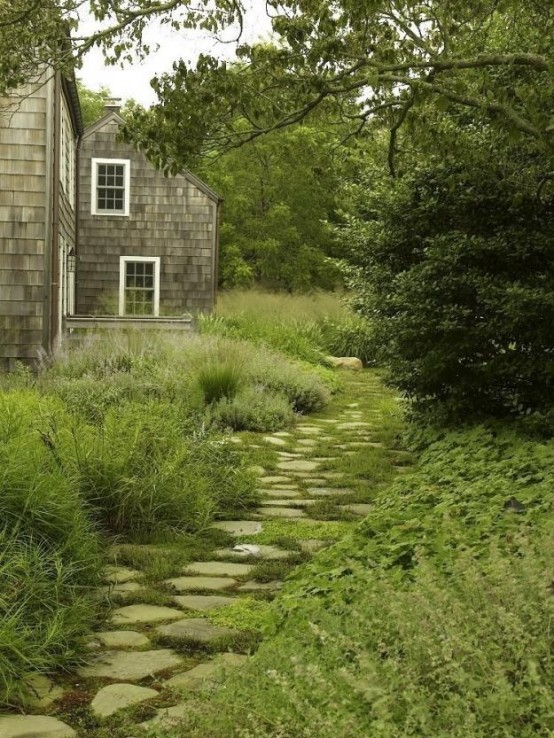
{"left": 0, "top": 71, "right": 82, "bottom": 371}
{"left": 76, "top": 104, "right": 221, "bottom": 318}
{"left": 0, "top": 93, "right": 221, "bottom": 369}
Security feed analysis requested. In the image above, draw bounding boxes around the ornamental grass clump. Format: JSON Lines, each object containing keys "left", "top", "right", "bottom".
{"left": 0, "top": 391, "right": 102, "bottom": 707}
{"left": 196, "top": 361, "right": 244, "bottom": 405}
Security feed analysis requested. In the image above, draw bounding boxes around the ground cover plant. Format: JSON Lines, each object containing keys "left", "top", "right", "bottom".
{"left": 146, "top": 418, "right": 554, "bottom": 738}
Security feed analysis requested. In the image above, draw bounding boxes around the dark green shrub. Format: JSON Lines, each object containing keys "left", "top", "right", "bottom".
{"left": 343, "top": 162, "right": 554, "bottom": 420}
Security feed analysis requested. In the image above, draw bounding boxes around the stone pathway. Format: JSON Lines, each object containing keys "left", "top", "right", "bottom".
{"left": 0, "top": 372, "right": 408, "bottom": 738}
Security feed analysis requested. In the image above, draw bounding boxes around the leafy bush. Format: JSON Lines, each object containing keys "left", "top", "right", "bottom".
{"left": 209, "top": 386, "right": 294, "bottom": 432}
{"left": 340, "top": 161, "right": 554, "bottom": 420}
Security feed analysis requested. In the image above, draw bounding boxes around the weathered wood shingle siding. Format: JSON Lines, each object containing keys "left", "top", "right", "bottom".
{"left": 77, "top": 114, "right": 219, "bottom": 315}
{"left": 0, "top": 80, "right": 51, "bottom": 370}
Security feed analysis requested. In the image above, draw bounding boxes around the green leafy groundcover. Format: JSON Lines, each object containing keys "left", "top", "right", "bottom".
{"left": 156, "top": 424, "right": 554, "bottom": 738}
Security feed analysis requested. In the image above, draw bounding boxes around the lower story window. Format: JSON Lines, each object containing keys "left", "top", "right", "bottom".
{"left": 119, "top": 256, "right": 160, "bottom": 316}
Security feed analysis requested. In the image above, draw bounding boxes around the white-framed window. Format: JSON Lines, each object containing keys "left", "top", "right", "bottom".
{"left": 60, "top": 97, "right": 76, "bottom": 208}
{"left": 119, "top": 256, "right": 160, "bottom": 316}
{"left": 92, "top": 158, "right": 130, "bottom": 216}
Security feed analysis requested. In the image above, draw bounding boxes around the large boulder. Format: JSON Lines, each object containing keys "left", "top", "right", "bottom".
{"left": 325, "top": 356, "right": 363, "bottom": 371}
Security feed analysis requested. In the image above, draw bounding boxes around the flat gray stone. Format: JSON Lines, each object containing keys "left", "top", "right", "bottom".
{"left": 165, "top": 653, "right": 248, "bottom": 690}
{"left": 296, "top": 438, "right": 318, "bottom": 447}
{"left": 263, "top": 489, "right": 301, "bottom": 498}
{"left": 165, "top": 576, "right": 238, "bottom": 592}
{"left": 298, "top": 539, "right": 332, "bottom": 553}
{"left": 112, "top": 604, "right": 184, "bottom": 625}
{"left": 182, "top": 561, "right": 255, "bottom": 577}
{"left": 341, "top": 503, "right": 373, "bottom": 516}
{"left": 256, "top": 506, "right": 307, "bottom": 518}
{"left": 156, "top": 618, "right": 238, "bottom": 644}
{"left": 237, "top": 580, "right": 283, "bottom": 592}
{"left": 21, "top": 675, "right": 65, "bottom": 708}
{"left": 296, "top": 425, "right": 324, "bottom": 434}
{"left": 263, "top": 436, "right": 288, "bottom": 446}
{"left": 0, "top": 716, "right": 76, "bottom": 738}
{"left": 337, "top": 422, "right": 371, "bottom": 429}
{"left": 139, "top": 702, "right": 190, "bottom": 730}
{"left": 78, "top": 649, "right": 183, "bottom": 681}
{"left": 174, "top": 595, "right": 237, "bottom": 612}
{"left": 259, "top": 475, "right": 292, "bottom": 484}
{"left": 103, "top": 566, "right": 141, "bottom": 584}
{"left": 212, "top": 520, "right": 263, "bottom": 536}
{"left": 277, "top": 460, "right": 320, "bottom": 472}
{"left": 276, "top": 452, "right": 303, "bottom": 458}
{"left": 213, "top": 545, "right": 291, "bottom": 560}
{"left": 259, "top": 499, "right": 315, "bottom": 507}
{"left": 104, "top": 581, "right": 142, "bottom": 598}
{"left": 273, "top": 431, "right": 293, "bottom": 437}
{"left": 306, "top": 487, "right": 355, "bottom": 497}
{"left": 271, "top": 484, "right": 300, "bottom": 490}
{"left": 87, "top": 631, "right": 151, "bottom": 649}
{"left": 91, "top": 683, "right": 159, "bottom": 718}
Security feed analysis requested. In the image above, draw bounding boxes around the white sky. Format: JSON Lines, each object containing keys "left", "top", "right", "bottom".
{"left": 78, "top": 2, "right": 273, "bottom": 106}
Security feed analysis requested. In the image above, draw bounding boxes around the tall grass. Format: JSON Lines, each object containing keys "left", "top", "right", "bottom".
{"left": 200, "top": 289, "right": 377, "bottom": 365}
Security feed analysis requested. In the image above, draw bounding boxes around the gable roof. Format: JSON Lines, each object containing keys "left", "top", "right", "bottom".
{"left": 82, "top": 110, "right": 222, "bottom": 203}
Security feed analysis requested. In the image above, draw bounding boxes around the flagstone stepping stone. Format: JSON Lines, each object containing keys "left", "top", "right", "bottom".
{"left": 256, "top": 506, "right": 307, "bottom": 518}
{"left": 337, "top": 422, "right": 371, "bottom": 429}
{"left": 174, "top": 595, "right": 237, "bottom": 612}
{"left": 213, "top": 545, "right": 291, "bottom": 560}
{"left": 91, "top": 683, "right": 159, "bottom": 718}
{"left": 212, "top": 520, "right": 263, "bottom": 536}
{"left": 103, "top": 566, "right": 142, "bottom": 584}
{"left": 341, "top": 503, "right": 373, "bottom": 516}
{"left": 0, "top": 716, "right": 76, "bottom": 738}
{"left": 139, "top": 703, "right": 189, "bottom": 730}
{"left": 276, "top": 452, "right": 303, "bottom": 458}
{"left": 165, "top": 653, "right": 248, "bottom": 690}
{"left": 296, "top": 425, "right": 323, "bottom": 433}
{"left": 165, "top": 576, "right": 238, "bottom": 592}
{"left": 259, "top": 499, "right": 315, "bottom": 507}
{"left": 263, "top": 436, "right": 288, "bottom": 446}
{"left": 273, "top": 431, "right": 293, "bottom": 437}
{"left": 317, "top": 419, "right": 339, "bottom": 423}
{"left": 156, "top": 618, "right": 238, "bottom": 644}
{"left": 263, "top": 488, "right": 301, "bottom": 498}
{"left": 277, "top": 460, "right": 320, "bottom": 472}
{"left": 270, "top": 483, "right": 300, "bottom": 490}
{"left": 296, "top": 438, "right": 318, "bottom": 447}
{"left": 21, "top": 674, "right": 65, "bottom": 708}
{"left": 87, "top": 631, "right": 151, "bottom": 649}
{"left": 111, "top": 605, "right": 185, "bottom": 625}
{"left": 347, "top": 402, "right": 360, "bottom": 408}
{"left": 104, "top": 581, "right": 143, "bottom": 598}
{"left": 237, "top": 580, "right": 283, "bottom": 592}
{"left": 182, "top": 561, "right": 255, "bottom": 577}
{"left": 306, "top": 487, "right": 355, "bottom": 497}
{"left": 259, "top": 475, "right": 291, "bottom": 484}
{"left": 298, "top": 539, "right": 333, "bottom": 553}
{"left": 78, "top": 650, "right": 183, "bottom": 681}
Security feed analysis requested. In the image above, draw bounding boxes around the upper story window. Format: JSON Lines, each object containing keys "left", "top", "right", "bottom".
{"left": 60, "top": 97, "right": 76, "bottom": 209}
{"left": 91, "top": 158, "right": 130, "bottom": 216}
